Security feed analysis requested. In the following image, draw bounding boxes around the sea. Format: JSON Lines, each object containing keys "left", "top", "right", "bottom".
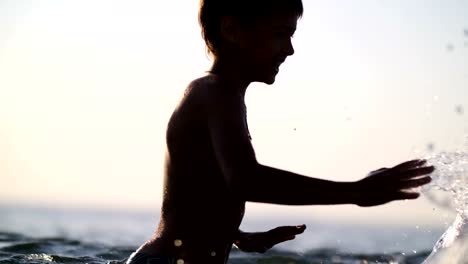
{"left": 0, "top": 204, "right": 447, "bottom": 264}
{"left": 2, "top": 143, "right": 467, "bottom": 264}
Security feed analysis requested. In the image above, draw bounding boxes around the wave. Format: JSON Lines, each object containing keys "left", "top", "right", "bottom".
{"left": 0, "top": 231, "right": 432, "bottom": 264}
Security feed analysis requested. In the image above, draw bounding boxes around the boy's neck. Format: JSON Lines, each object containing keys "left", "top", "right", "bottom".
{"left": 209, "top": 56, "right": 251, "bottom": 98}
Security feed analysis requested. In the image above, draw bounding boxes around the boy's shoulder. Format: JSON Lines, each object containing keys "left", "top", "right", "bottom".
{"left": 187, "top": 74, "right": 219, "bottom": 96}
{"left": 185, "top": 75, "right": 238, "bottom": 105}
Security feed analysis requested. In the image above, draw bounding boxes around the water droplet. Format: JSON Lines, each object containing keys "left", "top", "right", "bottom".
{"left": 455, "top": 105, "right": 464, "bottom": 115}
{"left": 177, "top": 259, "right": 184, "bottom": 264}
{"left": 446, "top": 44, "right": 454, "bottom": 52}
{"left": 427, "top": 143, "right": 435, "bottom": 152}
{"left": 174, "top": 239, "right": 182, "bottom": 247}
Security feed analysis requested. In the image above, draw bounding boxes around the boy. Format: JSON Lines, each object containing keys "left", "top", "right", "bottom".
{"left": 125, "top": 0, "right": 434, "bottom": 263}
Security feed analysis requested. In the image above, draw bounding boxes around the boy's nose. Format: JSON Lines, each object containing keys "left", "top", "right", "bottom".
{"left": 284, "top": 39, "right": 295, "bottom": 56}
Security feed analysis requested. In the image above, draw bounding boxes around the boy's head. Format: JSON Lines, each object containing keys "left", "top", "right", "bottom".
{"left": 199, "top": 0, "right": 303, "bottom": 84}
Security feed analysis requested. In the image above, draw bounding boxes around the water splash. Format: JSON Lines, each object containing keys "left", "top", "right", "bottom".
{"left": 421, "top": 138, "right": 468, "bottom": 263}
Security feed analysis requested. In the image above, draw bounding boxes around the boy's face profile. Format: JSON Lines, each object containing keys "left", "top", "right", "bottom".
{"left": 223, "top": 13, "right": 298, "bottom": 85}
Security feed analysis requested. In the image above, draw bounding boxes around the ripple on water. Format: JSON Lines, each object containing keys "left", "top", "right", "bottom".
{"left": 0, "top": 231, "right": 432, "bottom": 264}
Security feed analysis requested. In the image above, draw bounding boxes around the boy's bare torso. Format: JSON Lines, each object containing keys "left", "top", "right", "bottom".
{"left": 137, "top": 75, "right": 248, "bottom": 263}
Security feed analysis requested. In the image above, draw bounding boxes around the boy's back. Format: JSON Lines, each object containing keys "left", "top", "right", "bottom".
{"left": 136, "top": 75, "right": 249, "bottom": 263}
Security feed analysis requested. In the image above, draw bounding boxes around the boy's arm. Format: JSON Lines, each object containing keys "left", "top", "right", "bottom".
{"left": 205, "top": 88, "right": 433, "bottom": 206}
{"left": 250, "top": 162, "right": 432, "bottom": 206}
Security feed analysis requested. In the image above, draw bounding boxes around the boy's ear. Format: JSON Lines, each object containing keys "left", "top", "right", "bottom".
{"left": 220, "top": 16, "right": 239, "bottom": 44}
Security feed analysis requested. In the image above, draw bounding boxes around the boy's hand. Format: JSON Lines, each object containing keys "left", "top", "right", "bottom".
{"left": 355, "top": 159, "right": 434, "bottom": 207}
{"left": 234, "top": 225, "right": 306, "bottom": 253}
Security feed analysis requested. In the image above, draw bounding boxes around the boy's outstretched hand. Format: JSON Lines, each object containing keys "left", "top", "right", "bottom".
{"left": 234, "top": 225, "right": 306, "bottom": 253}
{"left": 356, "top": 159, "right": 434, "bottom": 207}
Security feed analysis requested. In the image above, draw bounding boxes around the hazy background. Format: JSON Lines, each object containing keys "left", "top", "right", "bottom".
{"left": 1, "top": 0, "right": 467, "bottom": 228}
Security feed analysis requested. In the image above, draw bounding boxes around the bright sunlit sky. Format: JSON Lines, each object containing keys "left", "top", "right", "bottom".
{"left": 1, "top": 0, "right": 467, "bottom": 226}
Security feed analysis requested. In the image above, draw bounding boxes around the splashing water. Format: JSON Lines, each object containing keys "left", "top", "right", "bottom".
{"left": 421, "top": 139, "right": 468, "bottom": 263}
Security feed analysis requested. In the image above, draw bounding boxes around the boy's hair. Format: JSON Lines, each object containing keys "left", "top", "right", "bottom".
{"left": 198, "top": 0, "right": 303, "bottom": 57}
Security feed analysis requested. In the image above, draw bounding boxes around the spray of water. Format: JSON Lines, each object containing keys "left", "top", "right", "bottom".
{"left": 421, "top": 137, "right": 468, "bottom": 263}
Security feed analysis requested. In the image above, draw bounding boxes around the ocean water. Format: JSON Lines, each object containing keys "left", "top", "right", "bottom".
{"left": 0, "top": 205, "right": 445, "bottom": 264}
{"left": 4, "top": 141, "right": 468, "bottom": 264}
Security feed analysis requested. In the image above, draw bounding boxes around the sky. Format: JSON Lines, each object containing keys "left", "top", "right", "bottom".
{"left": 0, "top": 0, "right": 467, "bottom": 226}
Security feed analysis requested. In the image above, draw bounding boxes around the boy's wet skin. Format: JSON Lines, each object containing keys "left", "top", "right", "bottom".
{"left": 135, "top": 76, "right": 249, "bottom": 263}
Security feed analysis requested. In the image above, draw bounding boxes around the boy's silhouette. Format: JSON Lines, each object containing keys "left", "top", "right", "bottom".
{"left": 125, "top": 0, "right": 434, "bottom": 263}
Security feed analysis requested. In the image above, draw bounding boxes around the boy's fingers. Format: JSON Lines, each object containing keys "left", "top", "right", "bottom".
{"left": 269, "top": 225, "right": 305, "bottom": 241}
{"left": 388, "top": 166, "right": 434, "bottom": 181}
{"left": 398, "top": 176, "right": 432, "bottom": 189}
{"left": 271, "top": 225, "right": 305, "bottom": 235}
{"left": 296, "top": 225, "right": 307, "bottom": 234}
{"left": 287, "top": 225, "right": 306, "bottom": 235}
{"left": 401, "top": 166, "right": 435, "bottom": 179}
{"left": 391, "top": 159, "right": 426, "bottom": 171}
{"left": 395, "top": 191, "right": 420, "bottom": 200}
{"left": 293, "top": 224, "right": 306, "bottom": 234}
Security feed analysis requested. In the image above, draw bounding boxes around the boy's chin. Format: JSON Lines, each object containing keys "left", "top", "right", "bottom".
{"left": 254, "top": 79, "right": 275, "bottom": 85}
{"left": 255, "top": 74, "right": 276, "bottom": 85}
